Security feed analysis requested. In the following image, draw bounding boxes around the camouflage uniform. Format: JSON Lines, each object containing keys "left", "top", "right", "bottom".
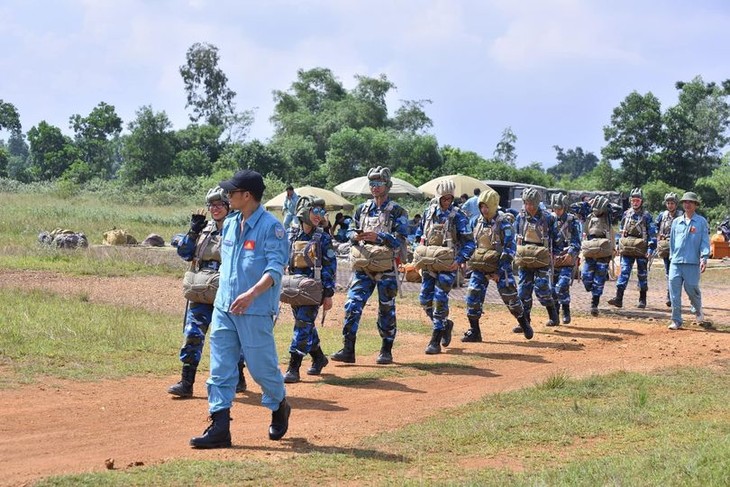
{"left": 571, "top": 199, "right": 623, "bottom": 315}
{"left": 332, "top": 196, "right": 409, "bottom": 363}
{"left": 549, "top": 201, "right": 582, "bottom": 324}
{"left": 609, "top": 190, "right": 657, "bottom": 308}
{"left": 464, "top": 205, "right": 531, "bottom": 340}
{"left": 655, "top": 194, "right": 683, "bottom": 306}
{"left": 515, "top": 206, "right": 560, "bottom": 326}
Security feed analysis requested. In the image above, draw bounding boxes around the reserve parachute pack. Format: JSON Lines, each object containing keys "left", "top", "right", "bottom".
{"left": 515, "top": 211, "right": 551, "bottom": 269}
{"left": 619, "top": 209, "right": 649, "bottom": 257}
{"left": 182, "top": 222, "right": 222, "bottom": 305}
{"left": 468, "top": 214, "right": 505, "bottom": 273}
{"left": 413, "top": 204, "right": 457, "bottom": 272}
{"left": 350, "top": 199, "right": 399, "bottom": 274}
{"left": 582, "top": 212, "right": 614, "bottom": 259}
{"left": 280, "top": 228, "right": 324, "bottom": 306}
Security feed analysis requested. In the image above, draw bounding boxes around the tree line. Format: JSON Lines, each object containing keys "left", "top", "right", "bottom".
{"left": 1, "top": 42, "right": 729, "bottom": 219}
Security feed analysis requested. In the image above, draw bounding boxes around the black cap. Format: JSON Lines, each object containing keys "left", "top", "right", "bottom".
{"left": 219, "top": 169, "right": 266, "bottom": 193}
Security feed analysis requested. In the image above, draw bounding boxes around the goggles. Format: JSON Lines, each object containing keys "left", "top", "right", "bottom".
{"left": 311, "top": 207, "right": 326, "bottom": 217}
{"left": 208, "top": 202, "right": 227, "bottom": 210}
{"left": 369, "top": 180, "right": 386, "bottom": 188}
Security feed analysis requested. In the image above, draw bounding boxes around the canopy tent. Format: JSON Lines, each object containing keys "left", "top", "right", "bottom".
{"left": 333, "top": 176, "right": 423, "bottom": 198}
{"left": 418, "top": 174, "right": 492, "bottom": 198}
{"left": 264, "top": 186, "right": 354, "bottom": 211}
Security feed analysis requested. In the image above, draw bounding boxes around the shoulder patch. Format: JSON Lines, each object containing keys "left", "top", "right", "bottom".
{"left": 274, "top": 223, "right": 286, "bottom": 240}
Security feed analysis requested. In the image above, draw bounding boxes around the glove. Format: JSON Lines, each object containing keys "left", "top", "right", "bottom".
{"left": 190, "top": 214, "right": 206, "bottom": 234}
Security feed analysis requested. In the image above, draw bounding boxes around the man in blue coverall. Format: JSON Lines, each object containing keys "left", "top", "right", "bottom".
{"left": 190, "top": 169, "right": 290, "bottom": 449}
{"left": 668, "top": 192, "right": 711, "bottom": 330}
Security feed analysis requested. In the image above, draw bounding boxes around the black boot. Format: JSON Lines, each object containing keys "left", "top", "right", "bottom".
{"left": 590, "top": 295, "right": 600, "bottom": 316}
{"left": 637, "top": 289, "right": 647, "bottom": 309}
{"left": 269, "top": 398, "right": 291, "bottom": 441}
{"left": 190, "top": 409, "right": 231, "bottom": 449}
{"left": 331, "top": 335, "right": 356, "bottom": 363}
{"left": 307, "top": 346, "right": 329, "bottom": 375}
{"left": 608, "top": 288, "right": 624, "bottom": 308}
{"left": 376, "top": 339, "right": 394, "bottom": 364}
{"left": 545, "top": 304, "right": 560, "bottom": 327}
{"left": 462, "top": 316, "right": 482, "bottom": 342}
{"left": 284, "top": 353, "right": 303, "bottom": 383}
{"left": 168, "top": 365, "right": 196, "bottom": 398}
{"left": 441, "top": 319, "right": 454, "bottom": 347}
{"left": 518, "top": 313, "right": 533, "bottom": 340}
{"left": 562, "top": 303, "right": 571, "bottom": 324}
{"left": 425, "top": 329, "right": 444, "bottom": 354}
{"left": 513, "top": 310, "right": 530, "bottom": 334}
{"left": 236, "top": 361, "right": 247, "bottom": 393}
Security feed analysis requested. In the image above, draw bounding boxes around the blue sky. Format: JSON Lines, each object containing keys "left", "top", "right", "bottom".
{"left": 1, "top": 0, "right": 729, "bottom": 168}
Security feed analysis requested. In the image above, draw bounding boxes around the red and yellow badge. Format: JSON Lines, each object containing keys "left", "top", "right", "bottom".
{"left": 689, "top": 226, "right": 697, "bottom": 234}
{"left": 243, "top": 240, "right": 256, "bottom": 250}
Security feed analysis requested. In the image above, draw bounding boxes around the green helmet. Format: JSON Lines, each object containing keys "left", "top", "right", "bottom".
{"left": 522, "top": 187, "right": 542, "bottom": 205}
{"left": 630, "top": 188, "right": 643, "bottom": 200}
{"left": 663, "top": 192, "right": 678, "bottom": 204}
{"left": 592, "top": 195, "right": 609, "bottom": 214}
{"left": 206, "top": 186, "right": 230, "bottom": 206}
{"left": 550, "top": 193, "right": 569, "bottom": 210}
{"left": 295, "top": 195, "right": 326, "bottom": 226}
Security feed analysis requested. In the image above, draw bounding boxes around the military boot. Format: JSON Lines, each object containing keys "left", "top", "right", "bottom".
{"left": 517, "top": 313, "right": 533, "bottom": 340}
{"left": 513, "top": 310, "right": 530, "bottom": 334}
{"left": 307, "top": 346, "right": 329, "bottom": 375}
{"left": 545, "top": 304, "right": 560, "bottom": 327}
{"left": 637, "top": 289, "right": 647, "bottom": 309}
{"left": 236, "top": 361, "right": 247, "bottom": 393}
{"left": 284, "top": 353, "right": 303, "bottom": 383}
{"left": 376, "top": 339, "right": 394, "bottom": 365}
{"left": 462, "top": 316, "right": 482, "bottom": 342}
{"left": 590, "top": 295, "right": 600, "bottom": 316}
{"left": 608, "top": 288, "right": 624, "bottom": 308}
{"left": 331, "top": 335, "right": 356, "bottom": 363}
{"left": 425, "top": 329, "right": 444, "bottom": 354}
{"left": 562, "top": 303, "right": 571, "bottom": 324}
{"left": 441, "top": 319, "right": 454, "bottom": 347}
{"left": 190, "top": 409, "right": 231, "bottom": 449}
{"left": 269, "top": 398, "right": 291, "bottom": 441}
{"left": 168, "top": 364, "right": 196, "bottom": 398}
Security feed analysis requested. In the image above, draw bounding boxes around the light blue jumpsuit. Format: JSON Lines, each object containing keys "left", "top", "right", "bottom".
{"left": 669, "top": 214, "right": 710, "bottom": 325}
{"left": 207, "top": 205, "right": 288, "bottom": 414}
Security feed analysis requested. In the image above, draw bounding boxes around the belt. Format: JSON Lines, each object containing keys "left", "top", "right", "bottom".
{"left": 199, "top": 260, "right": 221, "bottom": 271}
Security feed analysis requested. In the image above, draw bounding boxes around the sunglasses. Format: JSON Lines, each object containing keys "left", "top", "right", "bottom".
{"left": 369, "top": 180, "right": 386, "bottom": 188}
{"left": 208, "top": 202, "right": 227, "bottom": 210}
{"left": 311, "top": 207, "right": 326, "bottom": 217}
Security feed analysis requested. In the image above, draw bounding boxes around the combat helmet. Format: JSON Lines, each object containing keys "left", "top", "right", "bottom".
{"left": 206, "top": 186, "right": 230, "bottom": 206}
{"left": 591, "top": 195, "right": 609, "bottom": 215}
{"left": 295, "top": 195, "right": 326, "bottom": 226}
{"left": 521, "top": 187, "right": 542, "bottom": 205}
{"left": 478, "top": 187, "right": 500, "bottom": 220}
{"left": 435, "top": 179, "right": 456, "bottom": 200}
{"left": 663, "top": 192, "right": 678, "bottom": 204}
{"left": 367, "top": 166, "right": 393, "bottom": 189}
{"left": 629, "top": 188, "right": 643, "bottom": 200}
{"left": 550, "top": 193, "right": 569, "bottom": 210}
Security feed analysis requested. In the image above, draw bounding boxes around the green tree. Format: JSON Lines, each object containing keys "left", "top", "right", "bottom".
{"left": 268, "top": 135, "right": 317, "bottom": 185}
{"left": 170, "top": 123, "right": 224, "bottom": 177}
{"left": 0, "top": 99, "right": 22, "bottom": 134}
{"left": 602, "top": 91, "right": 663, "bottom": 187}
{"left": 215, "top": 140, "right": 289, "bottom": 179}
{"left": 391, "top": 100, "right": 433, "bottom": 133}
{"left": 119, "top": 106, "right": 176, "bottom": 183}
{"left": 548, "top": 146, "right": 599, "bottom": 179}
{"left": 27, "top": 121, "right": 81, "bottom": 180}
{"left": 180, "top": 42, "right": 238, "bottom": 128}
{"left": 69, "top": 102, "right": 123, "bottom": 180}
{"left": 661, "top": 76, "right": 730, "bottom": 189}
{"left": 324, "top": 127, "right": 392, "bottom": 187}
{"left": 494, "top": 127, "right": 518, "bottom": 166}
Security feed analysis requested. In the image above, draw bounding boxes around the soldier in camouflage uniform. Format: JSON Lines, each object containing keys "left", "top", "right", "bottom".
{"left": 464, "top": 187, "right": 532, "bottom": 341}
{"left": 608, "top": 188, "right": 657, "bottom": 309}
{"left": 415, "top": 179, "right": 475, "bottom": 354}
{"left": 331, "top": 166, "right": 409, "bottom": 365}
{"left": 282, "top": 196, "right": 337, "bottom": 383}
{"left": 655, "top": 192, "right": 683, "bottom": 307}
{"left": 168, "top": 187, "right": 247, "bottom": 398}
{"left": 571, "top": 196, "right": 623, "bottom": 316}
{"left": 514, "top": 188, "right": 560, "bottom": 331}
{"left": 548, "top": 194, "right": 582, "bottom": 324}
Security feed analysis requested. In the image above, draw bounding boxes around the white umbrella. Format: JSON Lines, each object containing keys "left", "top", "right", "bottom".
{"left": 334, "top": 176, "right": 423, "bottom": 197}
{"left": 264, "top": 186, "right": 354, "bottom": 211}
{"left": 418, "top": 174, "right": 491, "bottom": 198}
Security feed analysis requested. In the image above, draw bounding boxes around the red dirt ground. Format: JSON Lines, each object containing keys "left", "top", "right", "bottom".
{"left": 0, "top": 269, "right": 728, "bottom": 486}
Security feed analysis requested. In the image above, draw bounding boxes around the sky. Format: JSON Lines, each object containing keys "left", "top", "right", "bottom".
{"left": 2, "top": 0, "right": 729, "bottom": 169}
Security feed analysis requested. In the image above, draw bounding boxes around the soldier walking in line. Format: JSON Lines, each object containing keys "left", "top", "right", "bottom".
{"left": 548, "top": 194, "right": 582, "bottom": 324}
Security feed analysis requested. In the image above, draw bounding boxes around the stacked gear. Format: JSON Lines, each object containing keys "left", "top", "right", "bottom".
{"left": 583, "top": 197, "right": 614, "bottom": 258}
{"left": 367, "top": 166, "right": 393, "bottom": 190}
